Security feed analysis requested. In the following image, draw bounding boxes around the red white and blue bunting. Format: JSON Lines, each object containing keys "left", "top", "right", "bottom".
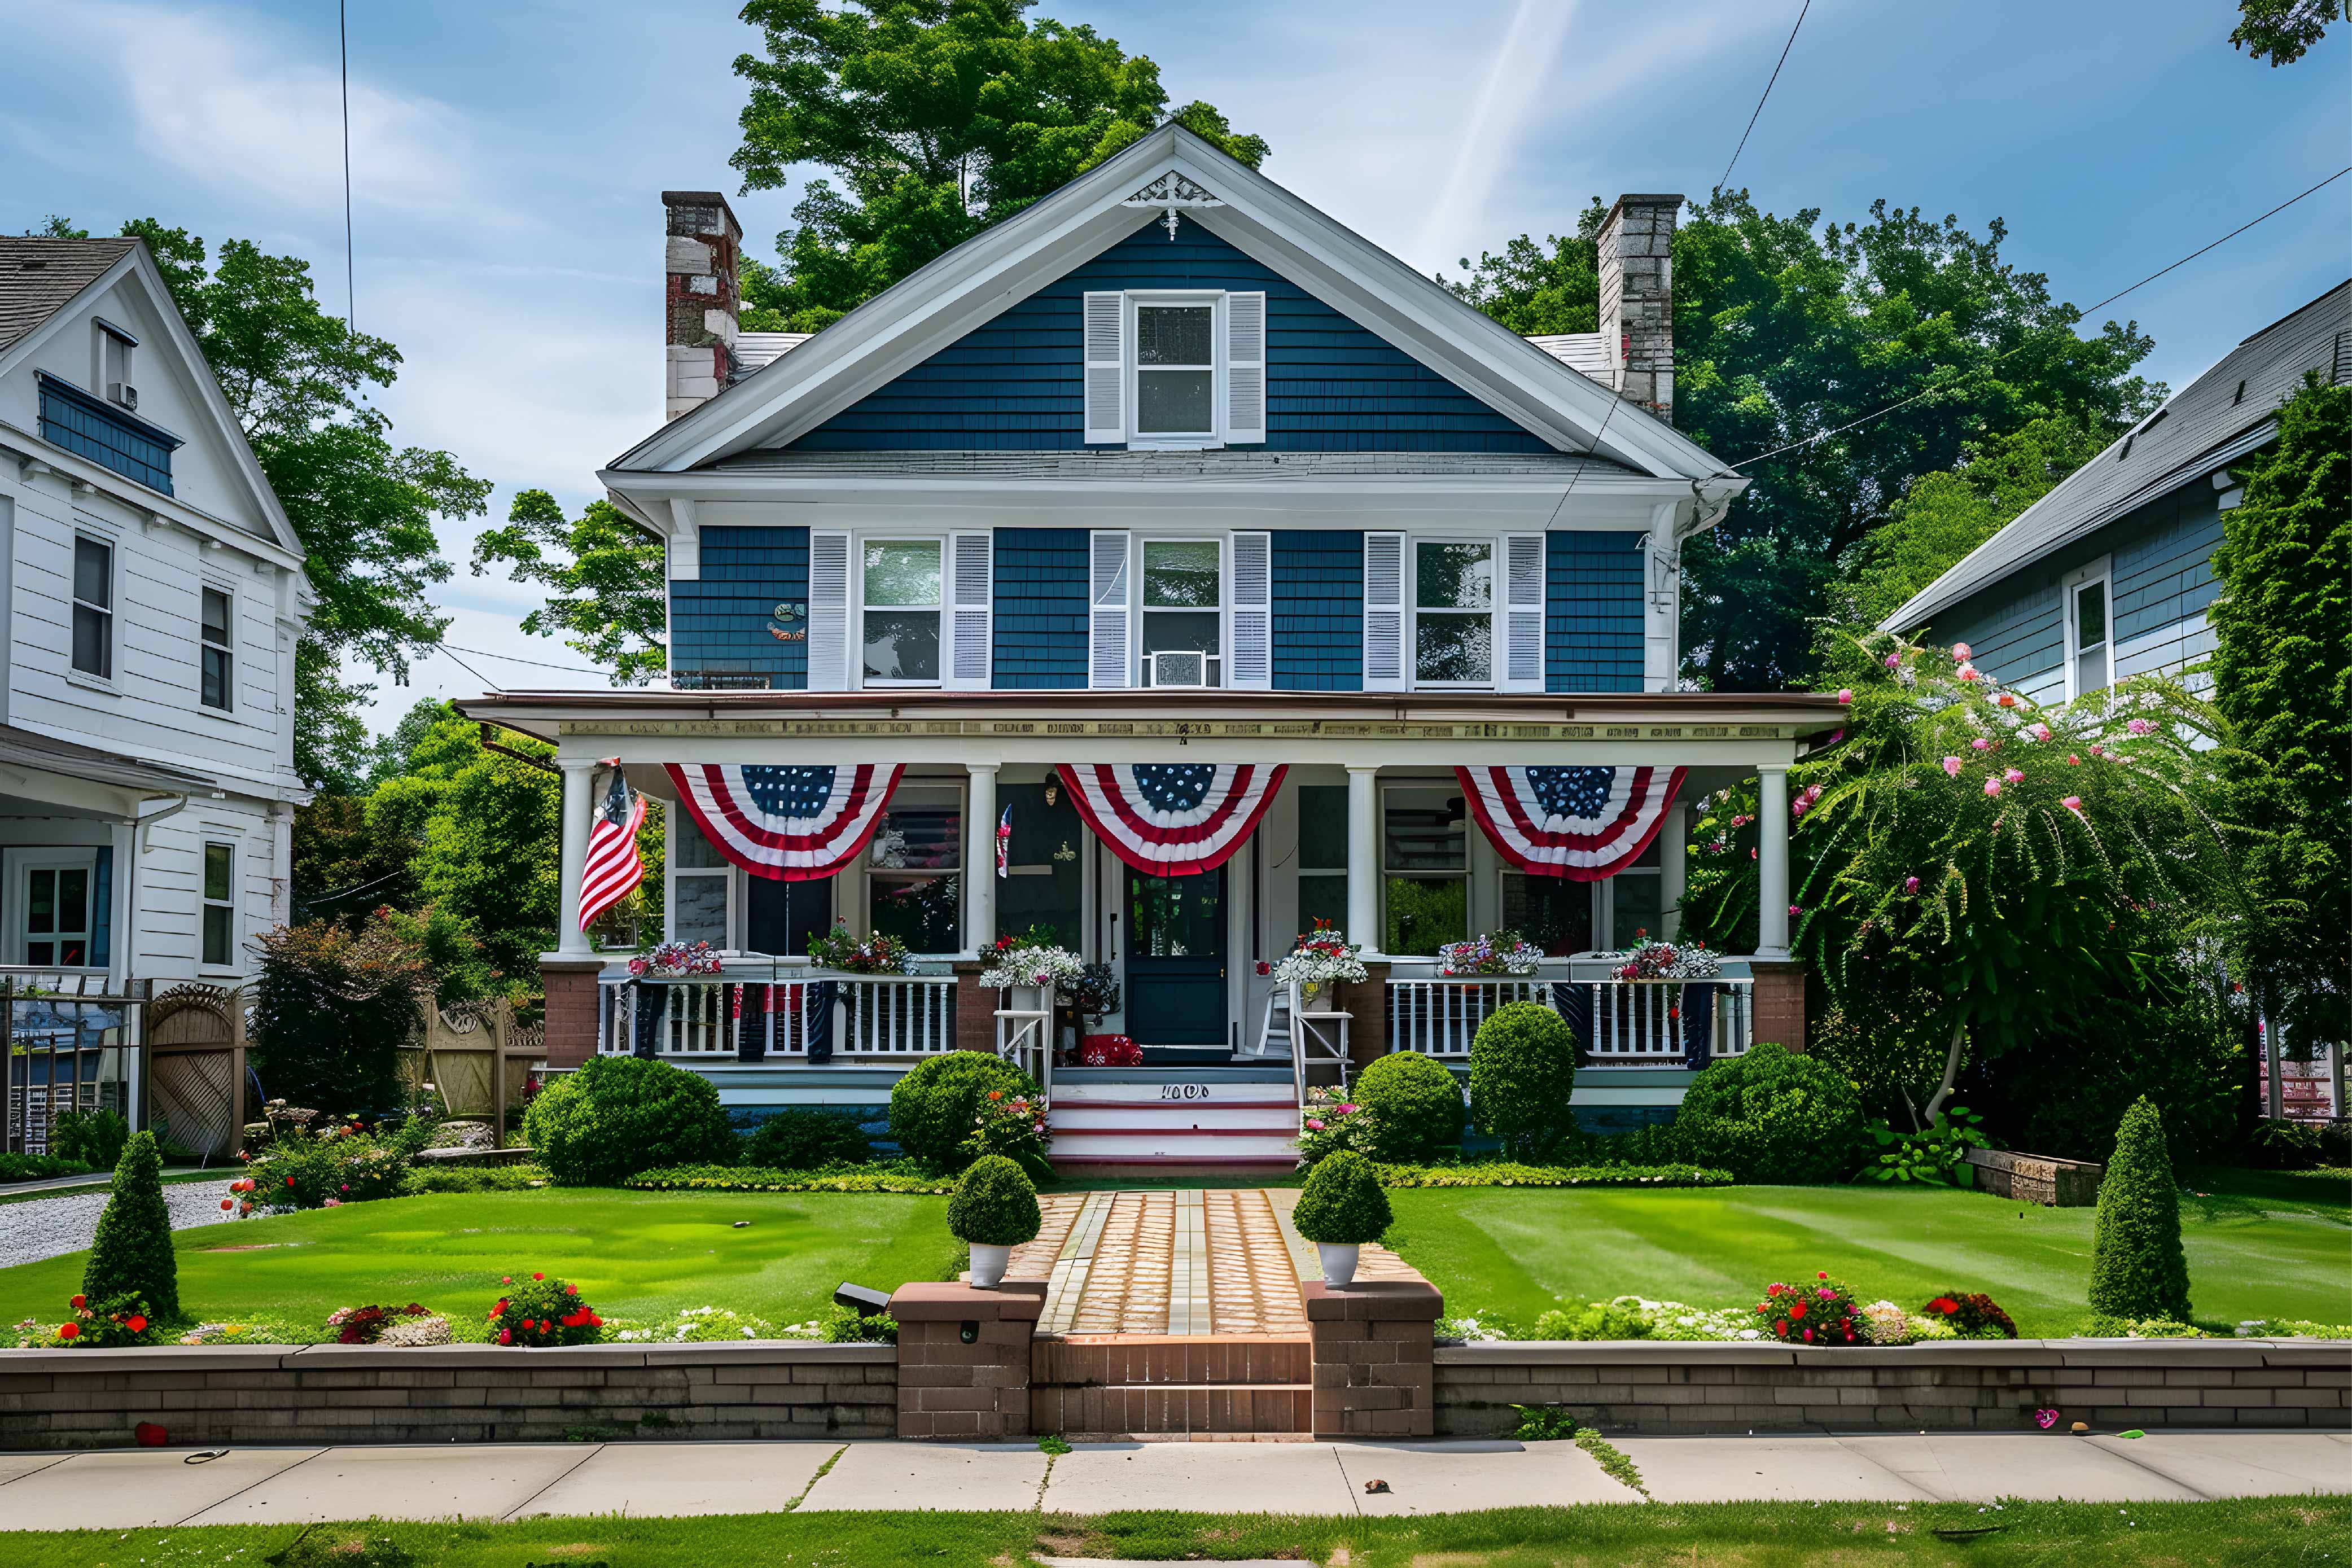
{"left": 1455, "top": 765, "right": 1688, "bottom": 881}
{"left": 665, "top": 763, "right": 905, "bottom": 882}
{"left": 1057, "top": 763, "right": 1287, "bottom": 877}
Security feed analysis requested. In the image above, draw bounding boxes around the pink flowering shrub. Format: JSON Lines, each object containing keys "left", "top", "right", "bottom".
{"left": 1754, "top": 1271, "right": 1863, "bottom": 1346}
{"left": 1296, "top": 1087, "right": 1381, "bottom": 1168}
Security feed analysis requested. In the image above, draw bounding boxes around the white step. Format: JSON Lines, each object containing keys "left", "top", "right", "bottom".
{"left": 1051, "top": 1080, "right": 1294, "bottom": 1109}
{"left": 1049, "top": 1131, "right": 1301, "bottom": 1163}
{"left": 1051, "top": 1104, "right": 1298, "bottom": 1134}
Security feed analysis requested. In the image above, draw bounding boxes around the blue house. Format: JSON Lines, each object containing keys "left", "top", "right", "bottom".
{"left": 466, "top": 126, "right": 1840, "bottom": 1170}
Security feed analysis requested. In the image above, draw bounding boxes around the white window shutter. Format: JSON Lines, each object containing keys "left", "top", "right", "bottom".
{"left": 807, "top": 530, "right": 851, "bottom": 691}
{"left": 1363, "top": 532, "right": 1405, "bottom": 691}
{"left": 1084, "top": 292, "right": 1125, "bottom": 445}
{"left": 1229, "top": 531, "right": 1272, "bottom": 689}
{"left": 1225, "top": 291, "right": 1266, "bottom": 445}
{"left": 1501, "top": 532, "right": 1547, "bottom": 691}
{"left": 1088, "top": 530, "right": 1132, "bottom": 687}
{"left": 947, "top": 531, "right": 994, "bottom": 690}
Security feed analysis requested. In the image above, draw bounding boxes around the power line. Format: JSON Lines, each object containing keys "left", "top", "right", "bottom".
{"left": 1715, "top": 0, "right": 1812, "bottom": 195}
{"left": 339, "top": 0, "right": 354, "bottom": 331}
{"left": 428, "top": 643, "right": 503, "bottom": 693}
{"left": 442, "top": 642, "right": 608, "bottom": 676}
{"left": 1723, "top": 165, "right": 2351, "bottom": 471}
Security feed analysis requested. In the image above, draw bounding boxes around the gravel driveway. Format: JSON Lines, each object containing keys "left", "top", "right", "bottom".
{"left": 0, "top": 1180, "right": 233, "bottom": 1270}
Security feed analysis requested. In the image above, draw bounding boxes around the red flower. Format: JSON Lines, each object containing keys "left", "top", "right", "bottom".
{"left": 286, "top": 1176, "right": 296, "bottom": 1187}
{"left": 1816, "top": 1271, "right": 1828, "bottom": 1280}
{"left": 1789, "top": 1302, "right": 1807, "bottom": 1320}
{"left": 1802, "top": 1326, "right": 1814, "bottom": 1342}
{"left": 532, "top": 1272, "right": 544, "bottom": 1281}
{"left": 1928, "top": 1297, "right": 1959, "bottom": 1316}
{"left": 70, "top": 1294, "right": 85, "bottom": 1309}
{"left": 566, "top": 1284, "right": 579, "bottom": 1295}
{"left": 126, "top": 1315, "right": 147, "bottom": 1333}
{"left": 57, "top": 1322, "right": 78, "bottom": 1339}
{"left": 586, "top": 1313, "right": 602, "bottom": 1328}
{"left": 1766, "top": 1284, "right": 1782, "bottom": 1297}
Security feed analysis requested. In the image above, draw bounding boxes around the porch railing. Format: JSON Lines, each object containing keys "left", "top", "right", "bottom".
{"left": 1383, "top": 963, "right": 1755, "bottom": 1063}
{"left": 1385, "top": 976, "right": 1552, "bottom": 1059}
{"left": 595, "top": 969, "right": 957, "bottom": 1059}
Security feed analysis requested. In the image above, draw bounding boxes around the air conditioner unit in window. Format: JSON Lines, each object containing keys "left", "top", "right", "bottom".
{"left": 108, "top": 383, "right": 137, "bottom": 411}
{"left": 1149, "top": 650, "right": 1207, "bottom": 688}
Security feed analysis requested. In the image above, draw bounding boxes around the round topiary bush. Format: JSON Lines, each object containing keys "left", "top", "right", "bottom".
{"left": 1468, "top": 1001, "right": 1579, "bottom": 1160}
{"left": 1672, "top": 1040, "right": 1864, "bottom": 1184}
{"left": 1352, "top": 1050, "right": 1465, "bottom": 1162}
{"left": 888, "top": 1052, "right": 1041, "bottom": 1173}
{"left": 743, "top": 1109, "right": 873, "bottom": 1171}
{"left": 522, "top": 1056, "right": 737, "bottom": 1186}
{"left": 2088, "top": 1096, "right": 2192, "bottom": 1321}
{"left": 947, "top": 1154, "right": 1043, "bottom": 1246}
{"left": 1291, "top": 1149, "right": 1392, "bottom": 1245}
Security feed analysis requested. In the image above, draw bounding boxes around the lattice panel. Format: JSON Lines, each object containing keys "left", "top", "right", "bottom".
{"left": 150, "top": 1050, "right": 237, "bottom": 1160}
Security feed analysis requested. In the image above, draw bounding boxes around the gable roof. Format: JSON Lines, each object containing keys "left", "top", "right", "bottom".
{"left": 1883, "top": 280, "right": 2351, "bottom": 632}
{"left": 0, "top": 237, "right": 140, "bottom": 353}
{"left": 611, "top": 125, "right": 1733, "bottom": 487}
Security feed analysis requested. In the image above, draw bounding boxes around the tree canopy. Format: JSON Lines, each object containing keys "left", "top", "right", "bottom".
{"left": 471, "top": 490, "right": 667, "bottom": 685}
{"left": 2231, "top": 0, "right": 2343, "bottom": 63}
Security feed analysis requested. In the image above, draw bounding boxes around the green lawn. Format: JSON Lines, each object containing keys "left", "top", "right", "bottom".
{"left": 0, "top": 1189, "right": 960, "bottom": 1337}
{"left": 1386, "top": 1168, "right": 2352, "bottom": 1336}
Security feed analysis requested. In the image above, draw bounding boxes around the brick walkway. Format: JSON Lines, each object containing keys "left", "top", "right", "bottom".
{"left": 1020, "top": 1188, "right": 1423, "bottom": 1338}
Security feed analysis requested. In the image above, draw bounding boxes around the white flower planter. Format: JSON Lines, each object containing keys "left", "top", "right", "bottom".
{"left": 1317, "top": 1242, "right": 1361, "bottom": 1287}
{"left": 969, "top": 1242, "right": 1014, "bottom": 1289}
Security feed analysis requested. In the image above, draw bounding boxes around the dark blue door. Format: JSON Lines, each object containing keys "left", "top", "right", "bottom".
{"left": 1124, "top": 867, "right": 1226, "bottom": 1046}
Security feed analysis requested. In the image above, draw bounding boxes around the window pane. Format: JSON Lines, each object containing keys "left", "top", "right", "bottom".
{"left": 73, "top": 537, "right": 110, "bottom": 608}
{"left": 1142, "top": 540, "right": 1221, "bottom": 607}
{"left": 25, "top": 941, "right": 51, "bottom": 966}
{"left": 1504, "top": 873, "right": 1593, "bottom": 956}
{"left": 1611, "top": 871, "right": 1662, "bottom": 949}
{"left": 862, "top": 541, "right": 941, "bottom": 607}
{"left": 202, "top": 646, "right": 229, "bottom": 708}
{"left": 1136, "top": 370, "right": 1213, "bottom": 433}
{"left": 870, "top": 873, "right": 960, "bottom": 952}
{"left": 202, "top": 903, "right": 231, "bottom": 967}
{"left": 1415, "top": 541, "right": 1492, "bottom": 610}
{"left": 204, "top": 843, "right": 233, "bottom": 902}
{"left": 676, "top": 816, "right": 727, "bottom": 869}
{"left": 1136, "top": 305, "right": 1212, "bottom": 366}
{"left": 672, "top": 873, "right": 729, "bottom": 944}
{"left": 1415, "top": 614, "right": 1491, "bottom": 682}
{"left": 27, "top": 869, "right": 54, "bottom": 934}
{"left": 1298, "top": 871, "right": 1347, "bottom": 935}
{"left": 1129, "top": 870, "right": 1221, "bottom": 958}
{"left": 202, "top": 588, "right": 231, "bottom": 645}
{"left": 57, "top": 869, "right": 87, "bottom": 932}
{"left": 72, "top": 605, "right": 110, "bottom": 678}
{"left": 1385, "top": 876, "right": 1467, "bottom": 956}
{"left": 862, "top": 611, "right": 940, "bottom": 681}
{"left": 1141, "top": 610, "right": 1220, "bottom": 655}
{"left": 870, "top": 794, "right": 961, "bottom": 871}
{"left": 2075, "top": 580, "right": 2106, "bottom": 647}
{"left": 1297, "top": 785, "right": 1348, "bottom": 870}
{"left": 1384, "top": 788, "right": 1464, "bottom": 871}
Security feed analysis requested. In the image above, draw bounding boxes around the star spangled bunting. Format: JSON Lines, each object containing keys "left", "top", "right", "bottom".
{"left": 665, "top": 763, "right": 905, "bottom": 882}
{"left": 1057, "top": 762, "right": 1286, "bottom": 877}
{"left": 1455, "top": 765, "right": 1688, "bottom": 881}
{"left": 577, "top": 761, "right": 646, "bottom": 931}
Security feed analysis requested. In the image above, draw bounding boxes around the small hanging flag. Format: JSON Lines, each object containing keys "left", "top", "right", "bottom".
{"left": 996, "top": 804, "right": 1013, "bottom": 879}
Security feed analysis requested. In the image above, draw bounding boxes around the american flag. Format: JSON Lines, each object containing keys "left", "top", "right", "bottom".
{"left": 577, "top": 761, "right": 647, "bottom": 931}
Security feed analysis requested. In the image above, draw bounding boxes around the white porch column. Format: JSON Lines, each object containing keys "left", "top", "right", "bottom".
{"left": 964, "top": 763, "right": 999, "bottom": 954}
{"left": 1658, "top": 803, "right": 1688, "bottom": 940}
{"left": 1346, "top": 765, "right": 1379, "bottom": 952}
{"left": 1756, "top": 766, "right": 1790, "bottom": 955}
{"left": 555, "top": 759, "right": 598, "bottom": 957}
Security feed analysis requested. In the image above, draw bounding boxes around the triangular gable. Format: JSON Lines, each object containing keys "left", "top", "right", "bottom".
{"left": 611, "top": 125, "right": 1724, "bottom": 481}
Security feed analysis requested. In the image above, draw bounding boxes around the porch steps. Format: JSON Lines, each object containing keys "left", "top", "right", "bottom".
{"left": 1048, "top": 1067, "right": 1298, "bottom": 1174}
{"left": 1030, "top": 1333, "right": 1313, "bottom": 1437}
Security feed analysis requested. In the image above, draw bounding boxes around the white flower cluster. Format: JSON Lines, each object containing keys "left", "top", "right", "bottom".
{"left": 612, "top": 1304, "right": 777, "bottom": 1343}
{"left": 1272, "top": 930, "right": 1369, "bottom": 986}
{"left": 979, "top": 944, "right": 1087, "bottom": 991}
{"left": 1610, "top": 1296, "right": 1764, "bottom": 1342}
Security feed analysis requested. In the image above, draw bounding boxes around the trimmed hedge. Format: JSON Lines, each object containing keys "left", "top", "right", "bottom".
{"left": 888, "top": 1052, "right": 1041, "bottom": 1173}
{"left": 2089, "top": 1096, "right": 2192, "bottom": 1321}
{"left": 1352, "top": 1051, "right": 1465, "bottom": 1162}
{"left": 83, "top": 1131, "right": 177, "bottom": 1320}
{"left": 743, "top": 1109, "right": 873, "bottom": 1170}
{"left": 1374, "top": 1161, "right": 1735, "bottom": 1189}
{"left": 1672, "top": 1041, "right": 1865, "bottom": 1183}
{"left": 1468, "top": 1001, "right": 1578, "bottom": 1160}
{"left": 947, "top": 1154, "right": 1042, "bottom": 1246}
{"left": 522, "top": 1056, "right": 737, "bottom": 1186}
{"left": 1293, "top": 1149, "right": 1392, "bottom": 1245}
{"left": 625, "top": 1163, "right": 955, "bottom": 1194}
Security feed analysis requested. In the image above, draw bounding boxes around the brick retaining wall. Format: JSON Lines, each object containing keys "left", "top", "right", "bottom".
{"left": 0, "top": 1342, "right": 896, "bottom": 1448}
{"left": 1434, "top": 1339, "right": 2352, "bottom": 1435}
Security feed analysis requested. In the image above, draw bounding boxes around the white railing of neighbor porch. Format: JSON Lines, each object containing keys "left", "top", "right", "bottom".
{"left": 595, "top": 970, "right": 957, "bottom": 1059}
{"left": 1382, "top": 963, "right": 1755, "bottom": 1062}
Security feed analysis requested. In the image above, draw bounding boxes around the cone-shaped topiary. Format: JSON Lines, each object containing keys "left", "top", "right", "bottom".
{"left": 1353, "top": 1050, "right": 1465, "bottom": 1161}
{"left": 947, "top": 1154, "right": 1042, "bottom": 1247}
{"left": 1291, "top": 1149, "right": 1392, "bottom": 1245}
{"left": 82, "top": 1130, "right": 177, "bottom": 1320}
{"left": 2088, "top": 1096, "right": 2191, "bottom": 1322}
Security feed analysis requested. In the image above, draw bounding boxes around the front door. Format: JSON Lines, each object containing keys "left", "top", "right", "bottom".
{"left": 1124, "top": 867, "right": 1226, "bottom": 1046}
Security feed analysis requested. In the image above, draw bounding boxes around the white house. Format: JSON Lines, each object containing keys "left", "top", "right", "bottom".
{"left": 0, "top": 235, "right": 312, "bottom": 1145}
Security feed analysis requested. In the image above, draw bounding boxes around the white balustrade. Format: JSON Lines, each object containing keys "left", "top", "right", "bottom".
{"left": 595, "top": 969, "right": 958, "bottom": 1059}
{"left": 1385, "top": 976, "right": 1551, "bottom": 1058}
{"left": 1381, "top": 965, "right": 1755, "bottom": 1062}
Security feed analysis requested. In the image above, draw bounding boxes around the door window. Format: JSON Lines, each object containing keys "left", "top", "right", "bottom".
{"left": 1382, "top": 785, "right": 1469, "bottom": 955}
{"left": 1128, "top": 869, "right": 1224, "bottom": 958}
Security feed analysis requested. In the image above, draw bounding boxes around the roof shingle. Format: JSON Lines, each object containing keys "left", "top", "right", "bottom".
{"left": 0, "top": 237, "right": 139, "bottom": 355}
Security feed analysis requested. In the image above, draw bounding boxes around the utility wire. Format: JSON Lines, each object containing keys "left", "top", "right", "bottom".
{"left": 339, "top": 0, "right": 355, "bottom": 331}
{"left": 429, "top": 643, "right": 503, "bottom": 693}
{"left": 1716, "top": 0, "right": 1812, "bottom": 195}
{"left": 443, "top": 642, "right": 609, "bottom": 676}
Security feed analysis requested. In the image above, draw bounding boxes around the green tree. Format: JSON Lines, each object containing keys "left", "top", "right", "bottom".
{"left": 2088, "top": 1097, "right": 2192, "bottom": 1321}
{"left": 2232, "top": 0, "right": 2342, "bottom": 63}
{"left": 82, "top": 1132, "right": 178, "bottom": 1320}
{"left": 1440, "top": 203, "right": 1608, "bottom": 334}
{"left": 385, "top": 716, "right": 563, "bottom": 985}
{"left": 2207, "top": 374, "right": 2350, "bottom": 1061}
{"left": 471, "top": 490, "right": 666, "bottom": 684}
{"left": 732, "top": 0, "right": 1269, "bottom": 330}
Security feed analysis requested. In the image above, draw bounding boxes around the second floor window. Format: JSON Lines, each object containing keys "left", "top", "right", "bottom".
{"left": 1135, "top": 304, "right": 1215, "bottom": 438}
{"left": 1414, "top": 541, "right": 1493, "bottom": 684}
{"left": 202, "top": 843, "right": 236, "bottom": 967}
{"left": 72, "top": 536, "right": 113, "bottom": 679}
{"left": 862, "top": 540, "right": 942, "bottom": 684}
{"left": 200, "top": 588, "right": 233, "bottom": 709}
{"left": 1141, "top": 538, "right": 1222, "bottom": 686}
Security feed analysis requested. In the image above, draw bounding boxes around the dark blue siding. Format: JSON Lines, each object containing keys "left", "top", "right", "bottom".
{"left": 1546, "top": 532, "right": 1645, "bottom": 692}
{"left": 37, "top": 376, "right": 177, "bottom": 494}
{"left": 790, "top": 222, "right": 1550, "bottom": 453}
{"left": 992, "top": 528, "right": 1090, "bottom": 689}
{"left": 670, "top": 525, "right": 809, "bottom": 689}
{"left": 1272, "top": 531, "right": 1363, "bottom": 690}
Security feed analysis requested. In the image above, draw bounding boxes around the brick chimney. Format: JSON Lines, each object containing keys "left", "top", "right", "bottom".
{"left": 663, "top": 190, "right": 742, "bottom": 421}
{"left": 1597, "top": 194, "right": 1682, "bottom": 425}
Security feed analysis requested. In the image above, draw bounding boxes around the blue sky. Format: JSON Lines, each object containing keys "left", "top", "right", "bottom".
{"left": 3, "top": 0, "right": 2343, "bottom": 731}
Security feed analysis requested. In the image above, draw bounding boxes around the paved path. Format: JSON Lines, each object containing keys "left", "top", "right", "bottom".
{"left": 0, "top": 1178, "right": 230, "bottom": 1269}
{"left": 0, "top": 1433, "right": 2342, "bottom": 1527}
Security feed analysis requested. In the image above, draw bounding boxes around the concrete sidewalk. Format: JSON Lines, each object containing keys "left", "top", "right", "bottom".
{"left": 0, "top": 1431, "right": 2343, "bottom": 1526}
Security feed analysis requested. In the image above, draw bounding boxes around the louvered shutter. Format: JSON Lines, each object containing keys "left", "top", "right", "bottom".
{"left": 807, "top": 531, "right": 851, "bottom": 690}
{"left": 1363, "top": 532, "right": 1406, "bottom": 691}
{"left": 1225, "top": 292, "right": 1266, "bottom": 444}
{"left": 1084, "top": 292, "right": 1125, "bottom": 445}
{"left": 1501, "top": 533, "right": 1547, "bottom": 691}
{"left": 1088, "top": 530, "right": 1132, "bottom": 687}
{"left": 1229, "top": 531, "right": 1272, "bottom": 689}
{"left": 946, "top": 531, "right": 994, "bottom": 690}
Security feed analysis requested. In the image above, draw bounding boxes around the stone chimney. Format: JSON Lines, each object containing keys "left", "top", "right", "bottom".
{"left": 663, "top": 190, "right": 742, "bottom": 421}
{"left": 1596, "top": 194, "right": 1682, "bottom": 425}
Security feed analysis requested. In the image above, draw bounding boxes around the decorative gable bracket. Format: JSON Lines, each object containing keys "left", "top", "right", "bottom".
{"left": 1122, "top": 171, "right": 1224, "bottom": 240}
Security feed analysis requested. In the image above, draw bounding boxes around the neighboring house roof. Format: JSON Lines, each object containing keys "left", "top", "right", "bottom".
{"left": 733, "top": 331, "right": 813, "bottom": 373}
{"left": 1883, "top": 281, "right": 2351, "bottom": 632}
{"left": 1525, "top": 332, "right": 1612, "bottom": 378}
{"left": 0, "top": 237, "right": 139, "bottom": 353}
{"left": 0, "top": 721, "right": 219, "bottom": 795}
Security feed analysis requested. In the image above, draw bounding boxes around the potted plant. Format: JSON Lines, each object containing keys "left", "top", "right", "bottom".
{"left": 1272, "top": 920, "right": 1369, "bottom": 1013}
{"left": 979, "top": 928, "right": 1085, "bottom": 1019}
{"left": 948, "top": 1154, "right": 1041, "bottom": 1289}
{"left": 1435, "top": 930, "right": 1546, "bottom": 978}
{"left": 1291, "top": 1148, "right": 1391, "bottom": 1286}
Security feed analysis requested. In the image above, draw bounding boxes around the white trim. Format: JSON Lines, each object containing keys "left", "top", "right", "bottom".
{"left": 6, "top": 848, "right": 100, "bottom": 968}
{"left": 2061, "top": 554, "right": 2114, "bottom": 702}
{"left": 1088, "top": 529, "right": 1132, "bottom": 688}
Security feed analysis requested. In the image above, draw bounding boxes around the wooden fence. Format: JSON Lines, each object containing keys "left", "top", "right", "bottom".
{"left": 400, "top": 1000, "right": 545, "bottom": 1147}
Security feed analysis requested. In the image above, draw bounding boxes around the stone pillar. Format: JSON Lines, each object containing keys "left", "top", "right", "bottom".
{"left": 1750, "top": 959, "right": 1807, "bottom": 1054}
{"left": 555, "top": 760, "right": 598, "bottom": 957}
{"left": 965, "top": 763, "right": 998, "bottom": 954}
{"left": 538, "top": 956, "right": 606, "bottom": 1070}
{"left": 951, "top": 960, "right": 996, "bottom": 1054}
{"left": 1346, "top": 765, "right": 1379, "bottom": 951}
{"left": 663, "top": 190, "right": 743, "bottom": 421}
{"left": 1658, "top": 802, "right": 1688, "bottom": 940}
{"left": 890, "top": 1280, "right": 1045, "bottom": 1440}
{"left": 1304, "top": 1279, "right": 1441, "bottom": 1439}
{"left": 1341, "top": 958, "right": 1390, "bottom": 1076}
{"left": 1596, "top": 194, "right": 1682, "bottom": 424}
{"left": 1755, "top": 765, "right": 1789, "bottom": 956}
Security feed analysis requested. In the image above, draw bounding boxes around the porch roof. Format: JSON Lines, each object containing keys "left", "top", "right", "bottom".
{"left": 0, "top": 722, "right": 220, "bottom": 798}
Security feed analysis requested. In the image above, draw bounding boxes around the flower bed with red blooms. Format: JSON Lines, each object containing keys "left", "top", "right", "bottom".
{"left": 327, "top": 1302, "right": 432, "bottom": 1346}
{"left": 1917, "top": 1290, "right": 2020, "bottom": 1339}
{"left": 20, "top": 1293, "right": 160, "bottom": 1349}
{"left": 486, "top": 1272, "right": 602, "bottom": 1347}
{"left": 1754, "top": 1271, "right": 1865, "bottom": 1346}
